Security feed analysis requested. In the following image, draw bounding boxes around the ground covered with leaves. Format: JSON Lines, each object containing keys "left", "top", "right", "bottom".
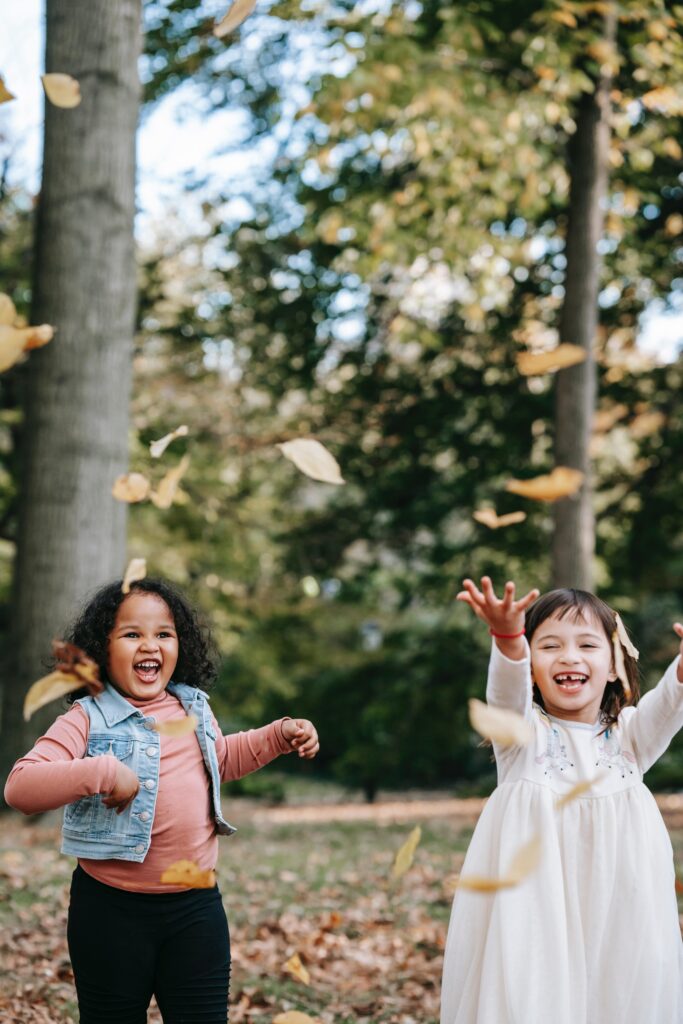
{"left": 2, "top": 791, "right": 683, "bottom": 1023}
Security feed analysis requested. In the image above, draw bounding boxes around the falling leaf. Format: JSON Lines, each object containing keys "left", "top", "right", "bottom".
{"left": 112, "top": 473, "right": 150, "bottom": 503}
{"left": 214, "top": 0, "right": 257, "bottom": 37}
{"left": 0, "top": 324, "right": 54, "bottom": 373}
{"left": 391, "top": 825, "right": 422, "bottom": 881}
{"left": 283, "top": 953, "right": 311, "bottom": 985}
{"left": 614, "top": 612, "right": 639, "bottom": 660}
{"left": 555, "top": 774, "right": 604, "bottom": 810}
{"left": 506, "top": 467, "right": 584, "bottom": 502}
{"left": 150, "top": 454, "right": 190, "bottom": 509}
{"left": 0, "top": 294, "right": 16, "bottom": 325}
{"left": 468, "top": 699, "right": 534, "bottom": 748}
{"left": 277, "top": 439, "right": 345, "bottom": 485}
{"left": 611, "top": 630, "right": 632, "bottom": 699}
{"left": 24, "top": 642, "right": 102, "bottom": 721}
{"left": 152, "top": 714, "right": 198, "bottom": 737}
{"left": 273, "top": 1014, "right": 320, "bottom": 1024}
{"left": 457, "top": 835, "right": 541, "bottom": 892}
{"left": 149, "top": 424, "right": 189, "bottom": 458}
{"left": 42, "top": 73, "right": 81, "bottom": 108}
{"left": 160, "top": 860, "right": 216, "bottom": 889}
{"left": 0, "top": 76, "right": 15, "bottom": 104}
{"left": 473, "top": 509, "right": 527, "bottom": 530}
{"left": 122, "top": 558, "right": 147, "bottom": 594}
{"left": 22, "top": 324, "right": 54, "bottom": 350}
{"left": 516, "top": 344, "right": 587, "bottom": 376}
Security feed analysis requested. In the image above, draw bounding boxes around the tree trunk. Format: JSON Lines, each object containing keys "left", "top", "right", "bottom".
{"left": 552, "top": 13, "right": 616, "bottom": 591}
{"left": 0, "top": 0, "right": 141, "bottom": 793}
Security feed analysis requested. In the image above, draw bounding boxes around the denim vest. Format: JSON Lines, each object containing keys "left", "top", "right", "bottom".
{"left": 61, "top": 682, "right": 237, "bottom": 862}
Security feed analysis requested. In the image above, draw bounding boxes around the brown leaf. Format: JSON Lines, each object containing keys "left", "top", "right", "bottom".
{"left": 160, "top": 860, "right": 216, "bottom": 889}
{"left": 277, "top": 439, "right": 345, "bottom": 485}
{"left": 273, "top": 1014, "right": 320, "bottom": 1024}
{"left": 0, "top": 326, "right": 28, "bottom": 373}
{"left": 152, "top": 714, "right": 198, "bottom": 737}
{"left": 112, "top": 473, "right": 151, "bottom": 503}
{"left": 614, "top": 612, "right": 639, "bottom": 660}
{"left": 506, "top": 467, "right": 584, "bottom": 502}
{"left": 23, "top": 671, "right": 88, "bottom": 721}
{"left": 52, "top": 640, "right": 102, "bottom": 687}
{"left": 472, "top": 508, "right": 527, "bottom": 530}
{"left": 457, "top": 835, "right": 542, "bottom": 892}
{"left": 391, "top": 825, "right": 422, "bottom": 881}
{"left": 41, "top": 73, "right": 81, "bottom": 108}
{"left": 150, "top": 454, "right": 190, "bottom": 509}
{"left": 0, "top": 293, "right": 17, "bottom": 325}
{"left": 149, "top": 424, "right": 189, "bottom": 458}
{"left": 214, "top": 0, "right": 257, "bottom": 37}
{"left": 122, "top": 558, "right": 147, "bottom": 594}
{"left": 516, "top": 344, "right": 587, "bottom": 376}
{"left": 611, "top": 630, "right": 632, "bottom": 699}
{"left": 468, "top": 699, "right": 533, "bottom": 748}
{"left": 23, "top": 324, "right": 54, "bottom": 350}
{"left": 283, "top": 953, "right": 310, "bottom": 985}
{"left": 0, "top": 75, "right": 16, "bottom": 104}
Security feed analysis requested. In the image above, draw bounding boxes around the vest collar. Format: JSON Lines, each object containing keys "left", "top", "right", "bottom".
{"left": 92, "top": 681, "right": 208, "bottom": 726}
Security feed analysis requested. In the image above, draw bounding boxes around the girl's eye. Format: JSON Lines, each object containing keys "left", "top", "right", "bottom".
{"left": 125, "top": 632, "right": 140, "bottom": 639}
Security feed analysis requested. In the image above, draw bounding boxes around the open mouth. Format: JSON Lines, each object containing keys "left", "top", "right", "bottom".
{"left": 134, "top": 659, "right": 161, "bottom": 683}
{"left": 554, "top": 673, "right": 588, "bottom": 694}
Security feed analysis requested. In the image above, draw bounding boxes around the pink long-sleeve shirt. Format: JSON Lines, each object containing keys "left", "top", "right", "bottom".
{"left": 4, "top": 688, "right": 291, "bottom": 892}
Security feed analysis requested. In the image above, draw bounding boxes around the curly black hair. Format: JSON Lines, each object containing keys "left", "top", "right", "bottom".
{"left": 62, "top": 577, "right": 219, "bottom": 702}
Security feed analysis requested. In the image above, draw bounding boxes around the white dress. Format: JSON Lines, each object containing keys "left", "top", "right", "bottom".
{"left": 441, "top": 643, "right": 683, "bottom": 1024}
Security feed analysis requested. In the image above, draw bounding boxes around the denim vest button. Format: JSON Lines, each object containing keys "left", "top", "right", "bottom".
{"left": 139, "top": 811, "right": 150, "bottom": 822}
{"left": 144, "top": 721, "right": 155, "bottom": 731}
{"left": 134, "top": 843, "right": 145, "bottom": 853}
{"left": 146, "top": 746, "right": 157, "bottom": 756}
{"left": 144, "top": 779, "right": 155, "bottom": 790}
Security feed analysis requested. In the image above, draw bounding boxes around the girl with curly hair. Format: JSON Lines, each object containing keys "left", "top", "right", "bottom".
{"left": 5, "top": 577, "right": 319, "bottom": 1024}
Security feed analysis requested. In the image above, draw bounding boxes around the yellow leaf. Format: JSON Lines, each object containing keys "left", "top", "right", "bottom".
{"left": 516, "top": 344, "right": 587, "bottom": 376}
{"left": 277, "top": 439, "right": 345, "bottom": 485}
{"left": 23, "top": 670, "right": 88, "bottom": 721}
{"left": 0, "top": 327, "right": 28, "bottom": 373}
{"left": 0, "top": 76, "right": 16, "bottom": 104}
{"left": 614, "top": 612, "right": 639, "bottom": 661}
{"left": 555, "top": 774, "right": 604, "bottom": 810}
{"left": 472, "top": 509, "right": 527, "bottom": 530}
{"left": 112, "top": 473, "right": 151, "bottom": 503}
{"left": 468, "top": 699, "right": 534, "bottom": 748}
{"left": 283, "top": 953, "right": 311, "bottom": 986}
{"left": 150, "top": 454, "right": 190, "bottom": 509}
{"left": 551, "top": 10, "right": 577, "bottom": 27}
{"left": 160, "top": 860, "right": 216, "bottom": 889}
{"left": 0, "top": 294, "right": 17, "bottom": 325}
{"left": 42, "top": 73, "right": 81, "bottom": 108}
{"left": 506, "top": 467, "right": 584, "bottom": 502}
{"left": 214, "top": 0, "right": 257, "bottom": 38}
{"left": 611, "top": 630, "right": 632, "bottom": 699}
{"left": 457, "top": 834, "right": 541, "bottom": 892}
{"left": 149, "top": 424, "right": 189, "bottom": 458}
{"left": 391, "top": 825, "right": 422, "bottom": 881}
{"left": 273, "top": 1014, "right": 320, "bottom": 1024}
{"left": 23, "top": 324, "right": 54, "bottom": 350}
{"left": 152, "top": 713, "right": 198, "bottom": 737}
{"left": 122, "top": 557, "right": 147, "bottom": 594}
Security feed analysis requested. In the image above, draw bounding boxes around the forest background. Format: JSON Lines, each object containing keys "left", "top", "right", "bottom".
{"left": 0, "top": 0, "right": 682, "bottom": 804}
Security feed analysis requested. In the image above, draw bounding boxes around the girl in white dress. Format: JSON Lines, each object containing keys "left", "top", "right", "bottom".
{"left": 441, "top": 576, "right": 683, "bottom": 1024}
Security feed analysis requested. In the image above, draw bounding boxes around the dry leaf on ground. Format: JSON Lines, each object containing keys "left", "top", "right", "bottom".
{"left": 473, "top": 509, "right": 526, "bottom": 530}
{"left": 468, "top": 699, "right": 533, "bottom": 748}
{"left": 391, "top": 825, "right": 422, "bottom": 881}
{"left": 112, "top": 473, "right": 151, "bottom": 503}
{"left": 283, "top": 953, "right": 310, "bottom": 985}
{"left": 42, "top": 73, "right": 81, "bottom": 108}
{"left": 160, "top": 860, "right": 216, "bottom": 889}
{"left": 516, "top": 344, "right": 586, "bottom": 376}
{"left": 277, "top": 439, "right": 344, "bottom": 485}
{"left": 150, "top": 424, "right": 189, "bottom": 458}
{"left": 214, "top": 0, "right": 257, "bottom": 37}
{"left": 273, "top": 1013, "right": 320, "bottom": 1024}
{"left": 122, "top": 558, "right": 147, "bottom": 594}
{"left": 152, "top": 714, "right": 198, "bottom": 737}
{"left": 506, "top": 467, "right": 584, "bottom": 502}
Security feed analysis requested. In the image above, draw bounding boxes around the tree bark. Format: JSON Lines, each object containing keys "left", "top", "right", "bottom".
{"left": 552, "top": 13, "right": 616, "bottom": 591}
{"left": 0, "top": 0, "right": 141, "bottom": 792}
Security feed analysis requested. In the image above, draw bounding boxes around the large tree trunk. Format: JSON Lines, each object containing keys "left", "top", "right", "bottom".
{"left": 0, "top": 0, "right": 141, "bottom": 792}
{"left": 552, "top": 13, "right": 616, "bottom": 591}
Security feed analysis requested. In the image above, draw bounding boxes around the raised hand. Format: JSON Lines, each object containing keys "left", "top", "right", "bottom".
{"left": 457, "top": 577, "right": 539, "bottom": 658}
{"left": 102, "top": 760, "right": 140, "bottom": 814}
{"left": 674, "top": 623, "right": 683, "bottom": 683}
{"left": 281, "top": 718, "right": 320, "bottom": 759}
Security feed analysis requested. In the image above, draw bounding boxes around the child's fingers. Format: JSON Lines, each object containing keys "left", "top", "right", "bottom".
{"left": 516, "top": 587, "right": 540, "bottom": 611}
{"left": 480, "top": 577, "right": 497, "bottom": 604}
{"left": 501, "top": 581, "right": 516, "bottom": 609}
{"left": 673, "top": 622, "right": 683, "bottom": 639}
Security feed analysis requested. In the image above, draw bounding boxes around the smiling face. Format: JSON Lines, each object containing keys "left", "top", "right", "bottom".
{"left": 107, "top": 592, "right": 179, "bottom": 701}
{"left": 529, "top": 609, "right": 617, "bottom": 724}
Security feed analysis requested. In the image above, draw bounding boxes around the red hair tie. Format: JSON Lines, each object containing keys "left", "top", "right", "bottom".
{"left": 489, "top": 627, "right": 526, "bottom": 639}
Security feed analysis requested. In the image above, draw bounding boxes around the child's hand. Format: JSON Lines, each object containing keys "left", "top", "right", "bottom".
{"left": 457, "top": 576, "right": 539, "bottom": 636}
{"left": 674, "top": 623, "right": 683, "bottom": 683}
{"left": 102, "top": 761, "right": 140, "bottom": 814}
{"left": 281, "top": 718, "right": 320, "bottom": 759}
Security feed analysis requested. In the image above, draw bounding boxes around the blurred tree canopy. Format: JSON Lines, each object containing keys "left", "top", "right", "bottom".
{"left": 1, "top": 0, "right": 682, "bottom": 796}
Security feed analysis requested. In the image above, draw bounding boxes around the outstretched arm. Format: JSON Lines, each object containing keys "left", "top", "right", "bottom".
{"left": 623, "top": 624, "right": 683, "bottom": 774}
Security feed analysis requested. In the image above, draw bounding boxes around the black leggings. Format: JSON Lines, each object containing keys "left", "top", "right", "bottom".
{"left": 67, "top": 865, "right": 230, "bottom": 1024}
